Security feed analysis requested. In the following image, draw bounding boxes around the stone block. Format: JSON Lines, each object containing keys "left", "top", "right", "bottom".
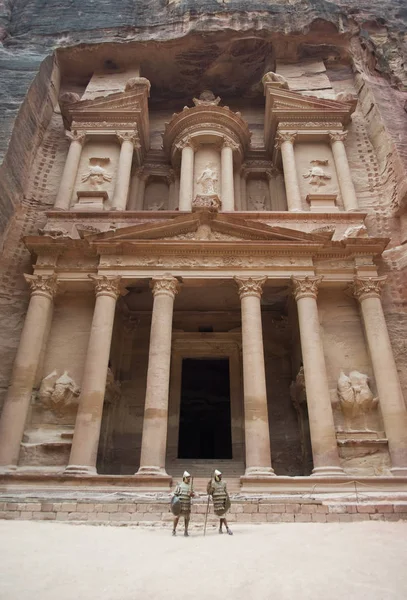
{"left": 351, "top": 514, "right": 369, "bottom": 522}
{"left": 15, "top": 512, "right": 32, "bottom": 520}
{"left": 279, "top": 514, "right": 295, "bottom": 523}
{"left": 294, "top": 514, "right": 311, "bottom": 522}
{"left": 0, "top": 511, "right": 17, "bottom": 519}
{"left": 6, "top": 503, "right": 20, "bottom": 511}
{"left": 243, "top": 504, "right": 258, "bottom": 513}
{"left": 0, "top": 503, "right": 4, "bottom": 511}
{"left": 24, "top": 503, "right": 42, "bottom": 512}
{"left": 300, "top": 504, "right": 317, "bottom": 514}
{"left": 311, "top": 514, "right": 327, "bottom": 523}
{"left": 376, "top": 504, "right": 394, "bottom": 513}
{"left": 251, "top": 513, "right": 265, "bottom": 523}
{"left": 338, "top": 514, "right": 353, "bottom": 522}
{"left": 230, "top": 504, "right": 244, "bottom": 513}
{"left": 356, "top": 504, "right": 376, "bottom": 513}
{"left": 266, "top": 513, "right": 284, "bottom": 522}
{"left": 394, "top": 513, "right": 407, "bottom": 520}
{"left": 41, "top": 503, "right": 54, "bottom": 512}
{"left": 32, "top": 512, "right": 56, "bottom": 520}
{"left": 285, "top": 504, "right": 300, "bottom": 514}
{"left": 101, "top": 503, "right": 118, "bottom": 513}
{"left": 95, "top": 512, "right": 111, "bottom": 521}
{"left": 120, "top": 503, "right": 137, "bottom": 513}
{"left": 58, "top": 503, "right": 77, "bottom": 512}
{"left": 79, "top": 504, "right": 96, "bottom": 513}
{"left": 328, "top": 504, "right": 347, "bottom": 514}
{"left": 344, "top": 504, "right": 357, "bottom": 513}
{"left": 194, "top": 504, "right": 208, "bottom": 514}
{"left": 326, "top": 514, "right": 340, "bottom": 522}
{"left": 70, "top": 512, "right": 89, "bottom": 521}
{"left": 315, "top": 505, "right": 329, "bottom": 514}
{"left": 369, "top": 513, "right": 386, "bottom": 521}
{"left": 56, "top": 512, "right": 69, "bottom": 521}
{"left": 110, "top": 513, "right": 131, "bottom": 521}
{"left": 394, "top": 504, "right": 407, "bottom": 513}
{"left": 268, "top": 504, "right": 286, "bottom": 513}
{"left": 258, "top": 505, "right": 271, "bottom": 513}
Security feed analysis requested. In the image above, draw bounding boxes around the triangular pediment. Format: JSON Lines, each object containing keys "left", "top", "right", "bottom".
{"left": 265, "top": 86, "right": 355, "bottom": 116}
{"left": 67, "top": 89, "right": 145, "bottom": 115}
{"left": 86, "top": 211, "right": 332, "bottom": 247}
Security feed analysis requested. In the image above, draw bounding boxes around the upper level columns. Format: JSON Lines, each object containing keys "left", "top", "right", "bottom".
{"left": 54, "top": 131, "right": 86, "bottom": 210}
{"left": 352, "top": 277, "right": 407, "bottom": 475}
{"left": 235, "top": 276, "right": 275, "bottom": 477}
{"left": 275, "top": 132, "right": 302, "bottom": 212}
{"left": 137, "top": 275, "right": 179, "bottom": 476}
{"left": 178, "top": 139, "right": 195, "bottom": 211}
{"left": 0, "top": 274, "right": 58, "bottom": 471}
{"left": 329, "top": 131, "right": 359, "bottom": 211}
{"left": 112, "top": 131, "right": 139, "bottom": 211}
{"left": 292, "top": 276, "right": 344, "bottom": 476}
{"left": 66, "top": 276, "right": 121, "bottom": 475}
{"left": 221, "top": 140, "right": 237, "bottom": 211}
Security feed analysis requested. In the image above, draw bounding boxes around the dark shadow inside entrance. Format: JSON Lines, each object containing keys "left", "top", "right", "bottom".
{"left": 178, "top": 358, "right": 232, "bottom": 459}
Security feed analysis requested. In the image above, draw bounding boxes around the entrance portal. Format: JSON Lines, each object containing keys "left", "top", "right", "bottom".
{"left": 178, "top": 358, "right": 232, "bottom": 459}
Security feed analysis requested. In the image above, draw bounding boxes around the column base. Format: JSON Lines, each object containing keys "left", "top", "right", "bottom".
{"left": 0, "top": 464, "right": 17, "bottom": 474}
{"left": 390, "top": 467, "right": 407, "bottom": 477}
{"left": 135, "top": 466, "right": 169, "bottom": 477}
{"left": 244, "top": 466, "right": 276, "bottom": 478}
{"left": 311, "top": 466, "right": 345, "bottom": 477}
{"left": 64, "top": 465, "right": 97, "bottom": 476}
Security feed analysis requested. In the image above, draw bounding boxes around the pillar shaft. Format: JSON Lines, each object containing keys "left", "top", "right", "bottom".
{"left": 112, "top": 132, "right": 138, "bottom": 210}
{"left": 65, "top": 276, "right": 120, "bottom": 475}
{"left": 329, "top": 132, "right": 359, "bottom": 211}
{"left": 235, "top": 277, "right": 275, "bottom": 477}
{"left": 127, "top": 172, "right": 140, "bottom": 210}
{"left": 234, "top": 171, "right": 242, "bottom": 211}
{"left": 178, "top": 143, "right": 195, "bottom": 211}
{"left": 0, "top": 275, "right": 58, "bottom": 470}
{"left": 292, "top": 277, "right": 344, "bottom": 476}
{"left": 352, "top": 277, "right": 407, "bottom": 475}
{"left": 137, "top": 275, "right": 179, "bottom": 476}
{"left": 276, "top": 132, "right": 302, "bottom": 212}
{"left": 54, "top": 131, "right": 85, "bottom": 210}
{"left": 221, "top": 143, "right": 235, "bottom": 211}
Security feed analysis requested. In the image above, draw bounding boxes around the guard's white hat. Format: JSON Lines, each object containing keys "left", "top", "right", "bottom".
{"left": 214, "top": 469, "right": 222, "bottom": 476}
{"left": 183, "top": 471, "right": 191, "bottom": 478}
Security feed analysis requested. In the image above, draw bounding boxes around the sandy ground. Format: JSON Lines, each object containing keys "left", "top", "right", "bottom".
{"left": 0, "top": 521, "right": 407, "bottom": 600}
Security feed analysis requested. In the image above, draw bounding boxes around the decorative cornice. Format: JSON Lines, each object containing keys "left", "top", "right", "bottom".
{"left": 275, "top": 131, "right": 298, "bottom": 149}
{"left": 351, "top": 276, "right": 387, "bottom": 301}
{"left": 234, "top": 276, "right": 267, "bottom": 299}
{"left": 89, "top": 275, "right": 122, "bottom": 299}
{"left": 66, "top": 130, "right": 86, "bottom": 145}
{"left": 292, "top": 276, "right": 323, "bottom": 301}
{"left": 151, "top": 274, "right": 180, "bottom": 298}
{"left": 329, "top": 131, "right": 348, "bottom": 143}
{"left": 24, "top": 274, "right": 59, "bottom": 299}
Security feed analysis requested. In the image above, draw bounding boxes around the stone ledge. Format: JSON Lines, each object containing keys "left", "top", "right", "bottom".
{"left": 1, "top": 499, "right": 407, "bottom": 525}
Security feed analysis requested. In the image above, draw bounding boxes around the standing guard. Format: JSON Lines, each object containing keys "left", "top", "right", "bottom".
{"left": 207, "top": 469, "right": 233, "bottom": 535}
{"left": 171, "top": 470, "right": 195, "bottom": 537}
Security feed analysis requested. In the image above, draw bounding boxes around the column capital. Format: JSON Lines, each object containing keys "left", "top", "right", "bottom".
{"left": 175, "top": 136, "right": 196, "bottom": 152}
{"left": 66, "top": 129, "right": 86, "bottom": 145}
{"left": 24, "top": 274, "right": 59, "bottom": 299}
{"left": 235, "top": 276, "right": 267, "bottom": 299}
{"left": 292, "top": 276, "right": 323, "bottom": 301}
{"left": 351, "top": 276, "right": 387, "bottom": 301}
{"left": 89, "top": 275, "right": 122, "bottom": 299}
{"left": 151, "top": 274, "right": 180, "bottom": 298}
{"left": 265, "top": 167, "right": 280, "bottom": 179}
{"left": 166, "top": 168, "right": 176, "bottom": 184}
{"left": 329, "top": 130, "right": 348, "bottom": 143}
{"left": 222, "top": 138, "right": 240, "bottom": 152}
{"left": 116, "top": 130, "right": 140, "bottom": 147}
{"left": 275, "top": 131, "right": 298, "bottom": 149}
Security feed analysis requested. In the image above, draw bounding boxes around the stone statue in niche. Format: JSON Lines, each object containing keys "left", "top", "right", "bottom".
{"left": 197, "top": 163, "right": 218, "bottom": 195}
{"left": 248, "top": 195, "right": 266, "bottom": 211}
{"left": 193, "top": 90, "right": 221, "bottom": 106}
{"left": 37, "top": 370, "right": 80, "bottom": 414}
{"left": 337, "top": 370, "right": 378, "bottom": 427}
{"left": 147, "top": 200, "right": 165, "bottom": 211}
{"left": 303, "top": 160, "right": 331, "bottom": 187}
{"left": 81, "top": 158, "right": 112, "bottom": 191}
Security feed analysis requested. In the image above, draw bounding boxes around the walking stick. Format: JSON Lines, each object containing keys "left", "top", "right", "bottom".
{"left": 203, "top": 493, "right": 210, "bottom": 536}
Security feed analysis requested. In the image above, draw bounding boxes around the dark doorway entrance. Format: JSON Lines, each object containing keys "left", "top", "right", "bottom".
{"left": 178, "top": 358, "right": 232, "bottom": 459}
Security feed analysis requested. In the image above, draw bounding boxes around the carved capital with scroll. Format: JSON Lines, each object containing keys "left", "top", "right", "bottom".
{"left": 292, "top": 276, "right": 323, "bottom": 301}
{"left": 235, "top": 276, "right": 267, "bottom": 300}
{"left": 66, "top": 129, "right": 86, "bottom": 145}
{"left": 350, "top": 276, "right": 387, "bottom": 302}
{"left": 151, "top": 274, "right": 180, "bottom": 299}
{"left": 89, "top": 275, "right": 122, "bottom": 300}
{"left": 275, "top": 131, "right": 298, "bottom": 149}
{"left": 329, "top": 131, "right": 348, "bottom": 144}
{"left": 24, "top": 274, "right": 59, "bottom": 300}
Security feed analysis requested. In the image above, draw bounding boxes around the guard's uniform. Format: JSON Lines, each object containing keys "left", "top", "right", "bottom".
{"left": 207, "top": 479, "right": 230, "bottom": 516}
{"left": 174, "top": 480, "right": 193, "bottom": 515}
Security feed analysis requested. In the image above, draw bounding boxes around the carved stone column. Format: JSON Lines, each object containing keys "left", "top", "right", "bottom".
{"left": 240, "top": 168, "right": 248, "bottom": 210}
{"left": 221, "top": 140, "right": 237, "bottom": 211}
{"left": 275, "top": 132, "right": 302, "bottom": 212}
{"left": 112, "top": 131, "right": 139, "bottom": 210}
{"left": 65, "top": 276, "right": 121, "bottom": 475}
{"left": 0, "top": 275, "right": 58, "bottom": 471}
{"left": 352, "top": 277, "right": 407, "bottom": 475}
{"left": 292, "top": 276, "right": 344, "bottom": 476}
{"left": 329, "top": 131, "right": 359, "bottom": 211}
{"left": 178, "top": 138, "right": 195, "bottom": 211}
{"left": 235, "top": 277, "right": 275, "bottom": 477}
{"left": 234, "top": 170, "right": 242, "bottom": 211}
{"left": 137, "top": 275, "right": 179, "bottom": 476}
{"left": 54, "top": 130, "right": 86, "bottom": 210}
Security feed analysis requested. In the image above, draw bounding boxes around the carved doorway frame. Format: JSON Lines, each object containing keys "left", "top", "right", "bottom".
{"left": 166, "top": 332, "right": 244, "bottom": 464}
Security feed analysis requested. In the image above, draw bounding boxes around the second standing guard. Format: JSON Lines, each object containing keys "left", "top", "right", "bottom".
{"left": 207, "top": 469, "right": 233, "bottom": 535}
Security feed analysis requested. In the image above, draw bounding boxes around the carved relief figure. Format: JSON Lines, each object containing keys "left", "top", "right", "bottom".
{"left": 303, "top": 160, "right": 331, "bottom": 187}
{"left": 249, "top": 195, "right": 266, "bottom": 211}
{"left": 37, "top": 371, "right": 80, "bottom": 413}
{"left": 197, "top": 163, "right": 218, "bottom": 195}
{"left": 337, "top": 370, "right": 378, "bottom": 427}
{"left": 81, "top": 158, "right": 112, "bottom": 190}
{"left": 193, "top": 90, "right": 221, "bottom": 106}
